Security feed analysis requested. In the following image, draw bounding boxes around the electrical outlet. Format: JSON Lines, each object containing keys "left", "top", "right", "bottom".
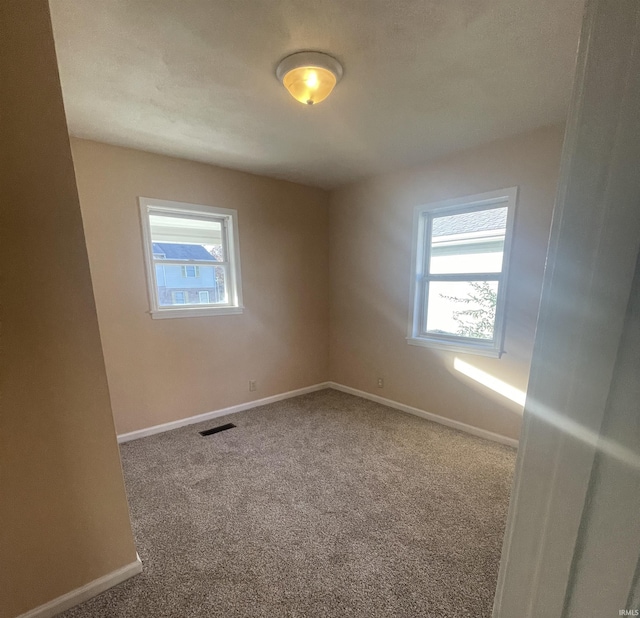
{"left": 377, "top": 377, "right": 384, "bottom": 388}
{"left": 249, "top": 380, "right": 257, "bottom": 392}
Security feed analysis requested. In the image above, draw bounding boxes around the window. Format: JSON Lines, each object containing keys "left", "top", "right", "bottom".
{"left": 181, "top": 265, "right": 200, "bottom": 278}
{"left": 139, "top": 198, "right": 243, "bottom": 319}
{"left": 408, "top": 187, "right": 517, "bottom": 357}
{"left": 172, "top": 291, "right": 188, "bottom": 304}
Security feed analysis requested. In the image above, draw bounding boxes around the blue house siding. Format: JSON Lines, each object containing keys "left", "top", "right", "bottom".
{"left": 160, "top": 264, "right": 217, "bottom": 288}
{"left": 151, "top": 243, "right": 225, "bottom": 305}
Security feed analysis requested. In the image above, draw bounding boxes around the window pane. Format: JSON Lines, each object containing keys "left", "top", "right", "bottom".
{"left": 430, "top": 207, "right": 507, "bottom": 274}
{"left": 149, "top": 214, "right": 225, "bottom": 262}
{"left": 425, "top": 280, "right": 499, "bottom": 340}
{"left": 156, "top": 264, "right": 228, "bottom": 306}
{"left": 149, "top": 212, "right": 229, "bottom": 308}
{"left": 212, "top": 266, "right": 228, "bottom": 304}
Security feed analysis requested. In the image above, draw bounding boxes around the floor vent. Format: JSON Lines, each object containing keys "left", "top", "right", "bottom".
{"left": 199, "top": 423, "right": 236, "bottom": 436}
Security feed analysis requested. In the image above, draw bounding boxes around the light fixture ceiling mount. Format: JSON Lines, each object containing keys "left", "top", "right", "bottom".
{"left": 276, "top": 51, "right": 343, "bottom": 106}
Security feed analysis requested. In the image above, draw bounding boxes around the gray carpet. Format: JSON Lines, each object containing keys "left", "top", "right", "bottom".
{"left": 60, "top": 389, "right": 515, "bottom": 618}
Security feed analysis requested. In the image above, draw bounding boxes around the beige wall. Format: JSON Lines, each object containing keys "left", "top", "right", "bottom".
{"left": 0, "top": 3, "right": 563, "bottom": 615}
{"left": 70, "top": 139, "right": 330, "bottom": 435}
{"left": 72, "top": 126, "right": 559, "bottom": 442}
{"left": 329, "top": 125, "right": 564, "bottom": 440}
{"left": 0, "top": 3, "right": 138, "bottom": 617}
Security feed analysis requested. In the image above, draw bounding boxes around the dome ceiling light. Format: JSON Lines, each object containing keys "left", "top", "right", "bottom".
{"left": 276, "top": 51, "right": 343, "bottom": 106}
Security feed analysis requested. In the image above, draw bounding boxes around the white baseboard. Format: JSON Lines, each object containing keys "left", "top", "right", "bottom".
{"left": 117, "top": 380, "right": 517, "bottom": 448}
{"left": 16, "top": 555, "right": 142, "bottom": 618}
{"left": 117, "top": 382, "right": 331, "bottom": 443}
{"left": 327, "top": 382, "right": 519, "bottom": 448}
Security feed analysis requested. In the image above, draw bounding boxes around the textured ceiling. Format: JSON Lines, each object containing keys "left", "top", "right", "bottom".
{"left": 49, "top": 0, "right": 585, "bottom": 189}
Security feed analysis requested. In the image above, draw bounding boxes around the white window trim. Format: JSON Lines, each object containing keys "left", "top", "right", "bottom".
{"left": 407, "top": 187, "right": 518, "bottom": 358}
{"left": 139, "top": 197, "right": 244, "bottom": 319}
{"left": 198, "top": 290, "right": 210, "bottom": 303}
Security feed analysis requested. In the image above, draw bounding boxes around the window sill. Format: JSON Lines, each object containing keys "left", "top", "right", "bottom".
{"left": 150, "top": 306, "right": 244, "bottom": 319}
{"left": 406, "top": 336, "right": 502, "bottom": 358}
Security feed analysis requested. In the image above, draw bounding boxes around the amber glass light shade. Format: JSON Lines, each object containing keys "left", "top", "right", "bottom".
{"left": 276, "top": 52, "right": 343, "bottom": 106}
{"left": 282, "top": 66, "right": 337, "bottom": 105}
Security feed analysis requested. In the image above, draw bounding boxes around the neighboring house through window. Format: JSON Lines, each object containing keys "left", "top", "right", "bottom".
{"left": 139, "top": 197, "right": 243, "bottom": 319}
{"left": 408, "top": 187, "right": 517, "bottom": 357}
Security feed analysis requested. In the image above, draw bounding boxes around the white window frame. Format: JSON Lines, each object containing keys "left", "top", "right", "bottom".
{"left": 407, "top": 187, "right": 517, "bottom": 358}
{"left": 198, "top": 290, "right": 210, "bottom": 304}
{"left": 139, "top": 197, "right": 243, "bottom": 319}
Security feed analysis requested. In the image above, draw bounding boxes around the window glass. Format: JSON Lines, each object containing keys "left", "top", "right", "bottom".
{"left": 408, "top": 188, "right": 516, "bottom": 357}
{"left": 425, "top": 280, "right": 499, "bottom": 340}
{"left": 429, "top": 207, "right": 507, "bottom": 275}
{"left": 149, "top": 214, "right": 225, "bottom": 262}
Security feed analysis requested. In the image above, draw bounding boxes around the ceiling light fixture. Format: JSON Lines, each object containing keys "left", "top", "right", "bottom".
{"left": 276, "top": 51, "right": 343, "bottom": 106}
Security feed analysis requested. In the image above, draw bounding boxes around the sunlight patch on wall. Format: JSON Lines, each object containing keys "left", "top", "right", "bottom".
{"left": 453, "top": 358, "right": 640, "bottom": 470}
{"left": 453, "top": 357, "right": 526, "bottom": 406}
{"left": 526, "top": 397, "right": 640, "bottom": 471}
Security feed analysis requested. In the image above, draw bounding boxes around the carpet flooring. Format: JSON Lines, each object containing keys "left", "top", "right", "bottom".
{"left": 60, "top": 389, "right": 516, "bottom": 618}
